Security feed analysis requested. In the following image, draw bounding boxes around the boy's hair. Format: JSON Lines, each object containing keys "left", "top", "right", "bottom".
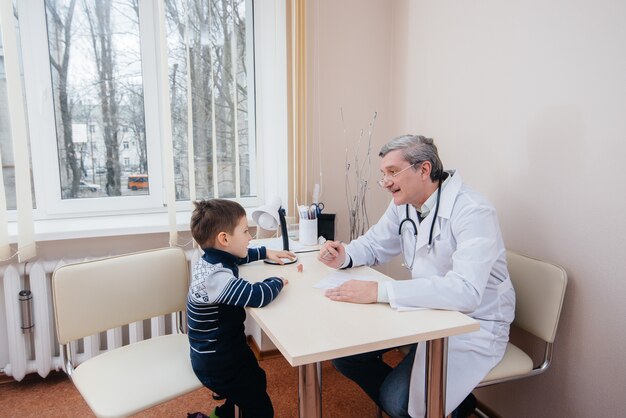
{"left": 190, "top": 199, "right": 247, "bottom": 248}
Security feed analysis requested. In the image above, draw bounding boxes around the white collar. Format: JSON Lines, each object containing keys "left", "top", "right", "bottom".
{"left": 415, "top": 171, "right": 452, "bottom": 218}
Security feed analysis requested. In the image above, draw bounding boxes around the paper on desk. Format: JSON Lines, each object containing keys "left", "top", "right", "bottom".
{"left": 313, "top": 271, "right": 380, "bottom": 290}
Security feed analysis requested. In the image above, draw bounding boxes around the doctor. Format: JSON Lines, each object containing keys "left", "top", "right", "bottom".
{"left": 319, "top": 134, "right": 515, "bottom": 418}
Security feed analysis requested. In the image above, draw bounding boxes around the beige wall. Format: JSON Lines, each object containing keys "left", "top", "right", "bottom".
{"left": 306, "top": 0, "right": 410, "bottom": 278}
{"left": 308, "top": 0, "right": 626, "bottom": 416}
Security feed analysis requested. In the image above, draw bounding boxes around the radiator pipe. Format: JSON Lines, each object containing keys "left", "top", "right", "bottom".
{"left": 19, "top": 290, "right": 34, "bottom": 334}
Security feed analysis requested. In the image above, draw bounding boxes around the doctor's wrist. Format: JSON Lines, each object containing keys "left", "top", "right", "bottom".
{"left": 339, "top": 254, "right": 353, "bottom": 269}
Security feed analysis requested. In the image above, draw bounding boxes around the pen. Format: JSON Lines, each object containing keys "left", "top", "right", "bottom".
{"left": 298, "top": 205, "right": 309, "bottom": 220}
{"left": 320, "top": 241, "right": 343, "bottom": 260}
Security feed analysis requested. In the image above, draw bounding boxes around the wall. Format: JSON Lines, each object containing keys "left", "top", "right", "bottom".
{"left": 309, "top": 0, "right": 626, "bottom": 416}
{"left": 305, "top": 0, "right": 409, "bottom": 278}
{"left": 389, "top": 1, "right": 626, "bottom": 416}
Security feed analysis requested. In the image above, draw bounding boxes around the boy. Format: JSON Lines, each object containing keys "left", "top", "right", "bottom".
{"left": 188, "top": 199, "right": 295, "bottom": 418}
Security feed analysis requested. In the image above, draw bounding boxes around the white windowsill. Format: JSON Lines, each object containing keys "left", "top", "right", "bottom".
{"left": 7, "top": 211, "right": 193, "bottom": 244}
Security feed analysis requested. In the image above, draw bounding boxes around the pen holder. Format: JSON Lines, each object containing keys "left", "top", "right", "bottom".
{"left": 299, "top": 218, "right": 318, "bottom": 246}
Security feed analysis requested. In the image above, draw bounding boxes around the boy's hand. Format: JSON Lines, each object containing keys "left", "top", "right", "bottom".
{"left": 266, "top": 249, "right": 297, "bottom": 265}
{"left": 279, "top": 277, "right": 289, "bottom": 285}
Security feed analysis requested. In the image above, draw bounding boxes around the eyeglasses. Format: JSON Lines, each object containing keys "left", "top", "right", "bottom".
{"left": 377, "top": 162, "right": 420, "bottom": 187}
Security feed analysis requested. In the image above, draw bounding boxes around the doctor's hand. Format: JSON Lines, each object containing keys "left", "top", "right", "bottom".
{"left": 317, "top": 240, "right": 346, "bottom": 269}
{"left": 325, "top": 280, "right": 378, "bottom": 304}
{"left": 266, "top": 249, "right": 297, "bottom": 265}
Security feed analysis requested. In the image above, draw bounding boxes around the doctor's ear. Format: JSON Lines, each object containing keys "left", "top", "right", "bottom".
{"left": 419, "top": 161, "right": 432, "bottom": 177}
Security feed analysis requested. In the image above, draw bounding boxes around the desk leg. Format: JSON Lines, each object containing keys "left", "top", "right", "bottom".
{"left": 425, "top": 337, "right": 449, "bottom": 418}
{"left": 298, "top": 362, "right": 322, "bottom": 418}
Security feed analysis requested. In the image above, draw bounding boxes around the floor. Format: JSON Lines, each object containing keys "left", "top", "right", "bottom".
{"left": 0, "top": 349, "right": 480, "bottom": 417}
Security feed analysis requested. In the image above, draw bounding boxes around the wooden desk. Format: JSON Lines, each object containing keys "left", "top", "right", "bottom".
{"left": 243, "top": 250, "right": 479, "bottom": 418}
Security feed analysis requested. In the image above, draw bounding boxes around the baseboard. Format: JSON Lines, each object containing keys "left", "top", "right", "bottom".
{"left": 247, "top": 335, "right": 283, "bottom": 361}
{"left": 0, "top": 372, "right": 13, "bottom": 385}
{"left": 0, "top": 371, "right": 51, "bottom": 385}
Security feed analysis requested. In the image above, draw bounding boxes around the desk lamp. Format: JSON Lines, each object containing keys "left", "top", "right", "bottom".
{"left": 252, "top": 196, "right": 297, "bottom": 265}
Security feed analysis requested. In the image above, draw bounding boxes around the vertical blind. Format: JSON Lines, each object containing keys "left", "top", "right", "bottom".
{"left": 0, "top": 0, "right": 36, "bottom": 262}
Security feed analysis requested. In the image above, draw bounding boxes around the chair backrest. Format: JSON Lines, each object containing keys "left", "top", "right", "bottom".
{"left": 506, "top": 250, "right": 567, "bottom": 343}
{"left": 52, "top": 247, "right": 189, "bottom": 344}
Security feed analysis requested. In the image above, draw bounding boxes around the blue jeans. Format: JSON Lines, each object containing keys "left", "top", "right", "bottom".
{"left": 332, "top": 344, "right": 474, "bottom": 418}
{"left": 332, "top": 345, "right": 416, "bottom": 417}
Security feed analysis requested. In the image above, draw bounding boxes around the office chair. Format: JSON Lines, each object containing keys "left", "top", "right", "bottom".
{"left": 474, "top": 250, "right": 568, "bottom": 417}
{"left": 375, "top": 250, "right": 567, "bottom": 418}
{"left": 52, "top": 247, "right": 203, "bottom": 418}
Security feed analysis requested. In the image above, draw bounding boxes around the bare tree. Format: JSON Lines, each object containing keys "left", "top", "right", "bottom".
{"left": 46, "top": 0, "right": 80, "bottom": 198}
{"left": 124, "top": 85, "right": 147, "bottom": 174}
{"left": 84, "top": 0, "right": 121, "bottom": 196}
{"left": 166, "top": 0, "right": 250, "bottom": 199}
{"left": 169, "top": 62, "right": 190, "bottom": 199}
{"left": 233, "top": 0, "right": 250, "bottom": 196}
{"left": 190, "top": 0, "right": 215, "bottom": 198}
{"left": 215, "top": 0, "right": 235, "bottom": 197}
{"left": 159, "top": 1, "right": 190, "bottom": 198}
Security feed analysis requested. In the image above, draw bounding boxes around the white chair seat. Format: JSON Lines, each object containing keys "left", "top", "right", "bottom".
{"left": 71, "top": 333, "right": 202, "bottom": 418}
{"left": 481, "top": 342, "right": 533, "bottom": 383}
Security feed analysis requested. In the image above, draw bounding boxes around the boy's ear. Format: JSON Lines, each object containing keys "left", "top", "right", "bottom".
{"left": 216, "top": 231, "right": 229, "bottom": 247}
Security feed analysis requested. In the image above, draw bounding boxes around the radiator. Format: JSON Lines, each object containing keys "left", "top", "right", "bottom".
{"left": 0, "top": 250, "right": 200, "bottom": 382}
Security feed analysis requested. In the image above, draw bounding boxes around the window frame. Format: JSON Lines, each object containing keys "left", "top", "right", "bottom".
{"left": 6, "top": 0, "right": 288, "bottom": 230}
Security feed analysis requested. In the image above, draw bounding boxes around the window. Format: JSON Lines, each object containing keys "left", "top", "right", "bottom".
{"left": 5, "top": 0, "right": 286, "bottom": 224}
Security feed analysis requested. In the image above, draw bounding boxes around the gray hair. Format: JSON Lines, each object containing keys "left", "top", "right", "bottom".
{"left": 379, "top": 134, "right": 445, "bottom": 181}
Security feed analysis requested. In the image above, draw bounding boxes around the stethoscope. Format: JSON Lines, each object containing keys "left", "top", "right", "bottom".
{"left": 398, "top": 179, "right": 442, "bottom": 270}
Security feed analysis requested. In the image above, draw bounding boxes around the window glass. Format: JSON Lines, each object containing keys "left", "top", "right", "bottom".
{"left": 45, "top": 0, "right": 148, "bottom": 199}
{"left": 165, "top": 0, "right": 255, "bottom": 201}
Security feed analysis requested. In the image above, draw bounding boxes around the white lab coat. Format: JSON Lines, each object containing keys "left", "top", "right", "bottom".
{"left": 345, "top": 171, "right": 515, "bottom": 417}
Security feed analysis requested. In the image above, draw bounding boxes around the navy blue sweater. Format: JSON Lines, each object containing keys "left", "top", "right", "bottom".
{"left": 187, "top": 247, "right": 284, "bottom": 367}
